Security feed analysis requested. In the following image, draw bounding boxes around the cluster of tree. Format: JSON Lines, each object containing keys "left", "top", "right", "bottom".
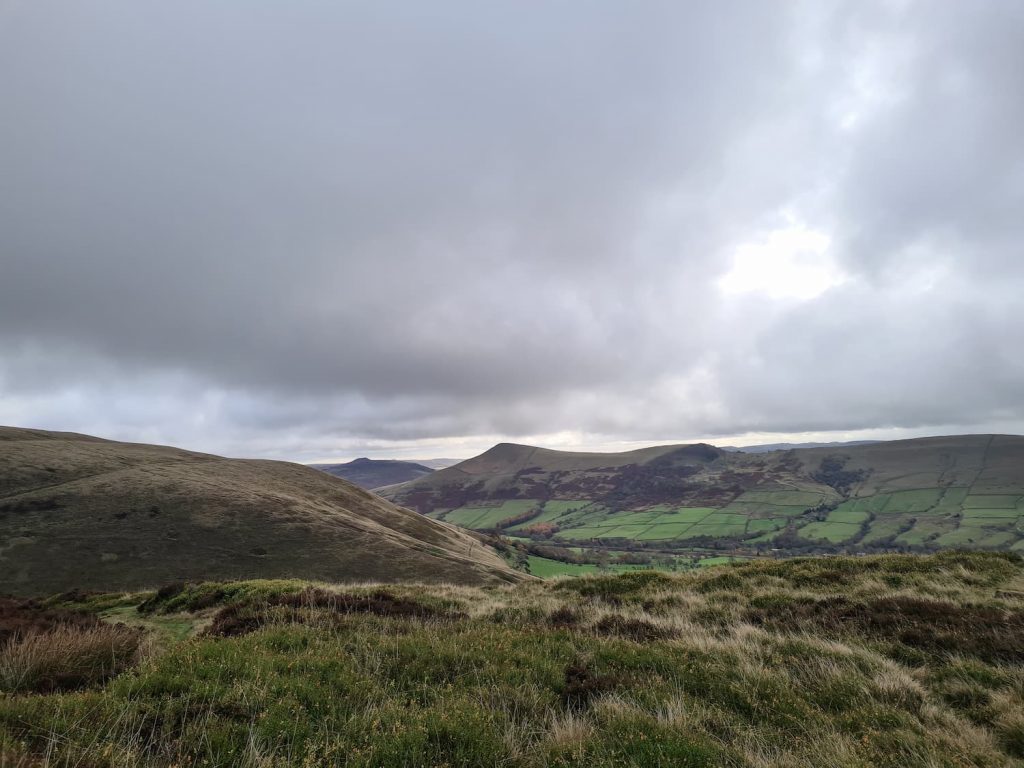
{"left": 492, "top": 507, "right": 543, "bottom": 530}
{"left": 811, "top": 456, "right": 868, "bottom": 495}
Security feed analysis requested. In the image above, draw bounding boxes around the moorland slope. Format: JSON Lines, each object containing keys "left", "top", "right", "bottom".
{"left": 0, "top": 427, "right": 523, "bottom": 595}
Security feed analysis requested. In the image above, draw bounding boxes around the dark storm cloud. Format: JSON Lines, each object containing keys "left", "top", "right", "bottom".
{"left": 1, "top": 0, "right": 1023, "bottom": 458}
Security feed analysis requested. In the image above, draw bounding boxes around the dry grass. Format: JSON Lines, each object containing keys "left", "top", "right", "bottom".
{"left": 0, "top": 624, "right": 144, "bottom": 694}
{"left": 0, "top": 426, "right": 524, "bottom": 597}
{"left": 1, "top": 552, "right": 1022, "bottom": 766}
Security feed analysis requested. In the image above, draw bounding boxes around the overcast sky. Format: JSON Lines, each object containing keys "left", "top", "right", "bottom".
{"left": 2, "top": 1, "right": 1023, "bottom": 462}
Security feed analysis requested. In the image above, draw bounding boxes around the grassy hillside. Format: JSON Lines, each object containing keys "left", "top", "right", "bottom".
{"left": 0, "top": 552, "right": 1021, "bottom": 766}
{"left": 0, "top": 427, "right": 523, "bottom": 595}
{"left": 385, "top": 436, "right": 1024, "bottom": 559}
{"left": 309, "top": 458, "right": 434, "bottom": 490}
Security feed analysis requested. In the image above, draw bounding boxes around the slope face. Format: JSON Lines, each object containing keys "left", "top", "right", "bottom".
{"left": 309, "top": 458, "right": 434, "bottom": 490}
{"left": 0, "top": 427, "right": 524, "bottom": 595}
{"left": 384, "top": 435, "right": 1024, "bottom": 556}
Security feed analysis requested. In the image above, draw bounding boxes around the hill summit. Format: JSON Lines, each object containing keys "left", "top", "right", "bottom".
{"left": 309, "top": 457, "right": 434, "bottom": 489}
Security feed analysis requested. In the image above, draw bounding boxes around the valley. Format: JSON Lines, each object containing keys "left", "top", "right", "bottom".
{"left": 384, "top": 436, "right": 1024, "bottom": 569}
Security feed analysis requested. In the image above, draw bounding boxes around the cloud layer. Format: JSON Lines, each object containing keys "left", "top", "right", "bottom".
{"left": 2, "top": 1, "right": 1022, "bottom": 459}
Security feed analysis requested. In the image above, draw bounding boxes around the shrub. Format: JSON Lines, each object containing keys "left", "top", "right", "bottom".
{"left": 560, "top": 660, "right": 619, "bottom": 712}
{"left": 547, "top": 607, "right": 581, "bottom": 628}
{"left": 204, "top": 588, "right": 463, "bottom": 637}
{"left": 0, "top": 596, "right": 100, "bottom": 643}
{"left": 0, "top": 624, "right": 143, "bottom": 693}
{"left": 592, "top": 615, "right": 677, "bottom": 643}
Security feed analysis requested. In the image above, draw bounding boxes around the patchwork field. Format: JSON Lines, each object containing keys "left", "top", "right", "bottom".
{"left": 433, "top": 486, "right": 1024, "bottom": 555}
{"left": 392, "top": 438, "right": 1024, "bottom": 557}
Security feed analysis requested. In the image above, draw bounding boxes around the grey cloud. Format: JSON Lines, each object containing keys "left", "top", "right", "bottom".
{"left": 1, "top": 0, "right": 1023, "bottom": 458}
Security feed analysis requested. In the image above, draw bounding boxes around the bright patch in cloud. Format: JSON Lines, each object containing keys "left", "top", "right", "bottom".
{"left": 718, "top": 224, "right": 845, "bottom": 301}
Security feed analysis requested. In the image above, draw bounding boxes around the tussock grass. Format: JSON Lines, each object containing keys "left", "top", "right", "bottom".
{"left": 0, "top": 624, "right": 144, "bottom": 694}
{"left": 0, "top": 552, "right": 1022, "bottom": 766}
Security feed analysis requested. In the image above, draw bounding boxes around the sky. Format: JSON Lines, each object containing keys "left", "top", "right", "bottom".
{"left": 1, "top": 0, "right": 1023, "bottom": 463}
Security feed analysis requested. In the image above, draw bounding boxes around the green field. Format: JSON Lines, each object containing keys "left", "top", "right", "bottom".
{"left": 506, "top": 500, "right": 592, "bottom": 531}
{"left": 388, "top": 435, "right": 1024, "bottom": 557}
{"left": 963, "top": 494, "right": 1020, "bottom": 509}
{"left": 962, "top": 508, "right": 1021, "bottom": 519}
{"left": 879, "top": 489, "right": 944, "bottom": 513}
{"left": 526, "top": 556, "right": 602, "bottom": 577}
{"left": 438, "top": 482, "right": 1024, "bottom": 554}
{"left": 799, "top": 521, "right": 861, "bottom": 543}
{"left": 735, "top": 490, "right": 825, "bottom": 506}
{"left": 443, "top": 500, "right": 541, "bottom": 529}
{"left": 828, "top": 508, "right": 869, "bottom": 524}
{"left": 634, "top": 523, "right": 692, "bottom": 540}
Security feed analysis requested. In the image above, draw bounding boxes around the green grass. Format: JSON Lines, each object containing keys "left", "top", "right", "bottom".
{"left": 734, "top": 490, "right": 825, "bottom": 506}
{"left": 601, "top": 511, "right": 662, "bottom": 524}
{"left": 746, "top": 518, "right": 786, "bottom": 534}
{"left": 799, "top": 521, "right": 861, "bottom": 543}
{"left": 678, "top": 521, "right": 746, "bottom": 539}
{"left": 940, "top": 487, "right": 971, "bottom": 506}
{"left": 596, "top": 525, "right": 650, "bottom": 539}
{"left": 526, "top": 558, "right": 662, "bottom": 578}
{"left": 100, "top": 605, "right": 197, "bottom": 644}
{"left": 963, "top": 495, "right": 1020, "bottom": 509}
{"left": 848, "top": 495, "right": 893, "bottom": 514}
{"left": 2, "top": 553, "right": 1022, "bottom": 767}
{"left": 962, "top": 508, "right": 1021, "bottom": 519}
{"left": 444, "top": 500, "right": 543, "bottom": 529}
{"left": 646, "top": 507, "right": 716, "bottom": 523}
{"left": 827, "top": 508, "right": 869, "bottom": 524}
{"left": 526, "top": 556, "right": 602, "bottom": 577}
{"left": 880, "top": 489, "right": 944, "bottom": 513}
{"left": 893, "top": 519, "right": 956, "bottom": 546}
{"left": 507, "top": 501, "right": 589, "bottom": 531}
{"left": 858, "top": 515, "right": 912, "bottom": 544}
{"left": 437, "top": 485, "right": 1024, "bottom": 560}
{"left": 934, "top": 525, "right": 1019, "bottom": 548}
{"left": 543, "top": 500, "right": 591, "bottom": 514}
{"left": 635, "top": 523, "right": 693, "bottom": 540}
{"left": 554, "top": 527, "right": 607, "bottom": 540}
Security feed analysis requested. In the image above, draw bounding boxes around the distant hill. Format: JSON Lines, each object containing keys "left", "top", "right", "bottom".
{"left": 0, "top": 427, "right": 525, "bottom": 596}
{"left": 720, "top": 440, "right": 880, "bottom": 453}
{"left": 309, "top": 458, "right": 434, "bottom": 489}
{"left": 382, "top": 435, "right": 1024, "bottom": 556}
{"left": 414, "top": 458, "right": 463, "bottom": 470}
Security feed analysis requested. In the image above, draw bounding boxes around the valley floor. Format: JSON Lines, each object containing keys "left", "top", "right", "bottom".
{"left": 1, "top": 552, "right": 1023, "bottom": 766}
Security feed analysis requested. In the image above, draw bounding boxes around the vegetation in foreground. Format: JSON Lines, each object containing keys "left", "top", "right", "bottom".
{"left": 1, "top": 552, "right": 1023, "bottom": 766}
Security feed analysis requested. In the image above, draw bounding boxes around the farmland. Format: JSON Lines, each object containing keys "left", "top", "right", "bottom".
{"left": 393, "top": 437, "right": 1024, "bottom": 561}
{"left": 430, "top": 487, "right": 1023, "bottom": 557}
